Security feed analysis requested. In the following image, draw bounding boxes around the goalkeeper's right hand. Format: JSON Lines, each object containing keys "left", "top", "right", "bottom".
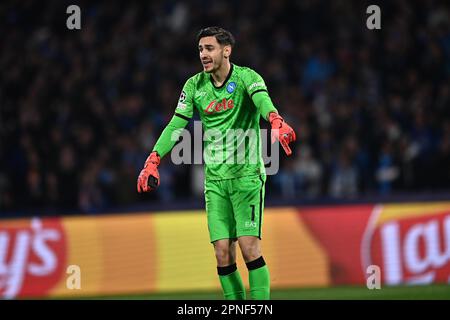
{"left": 137, "top": 151, "right": 160, "bottom": 193}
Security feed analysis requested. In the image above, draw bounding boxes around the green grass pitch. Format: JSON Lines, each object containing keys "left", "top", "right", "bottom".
{"left": 87, "top": 284, "right": 450, "bottom": 300}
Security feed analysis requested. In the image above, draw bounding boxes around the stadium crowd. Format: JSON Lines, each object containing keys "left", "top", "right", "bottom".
{"left": 1, "top": 0, "right": 449, "bottom": 214}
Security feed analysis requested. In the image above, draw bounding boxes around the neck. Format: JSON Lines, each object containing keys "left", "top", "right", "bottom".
{"left": 211, "top": 61, "right": 231, "bottom": 86}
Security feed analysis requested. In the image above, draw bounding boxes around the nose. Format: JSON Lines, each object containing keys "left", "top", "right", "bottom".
{"left": 200, "top": 51, "right": 208, "bottom": 59}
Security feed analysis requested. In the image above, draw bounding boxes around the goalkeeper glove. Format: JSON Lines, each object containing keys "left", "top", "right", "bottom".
{"left": 268, "top": 112, "right": 296, "bottom": 156}
{"left": 137, "top": 151, "right": 160, "bottom": 193}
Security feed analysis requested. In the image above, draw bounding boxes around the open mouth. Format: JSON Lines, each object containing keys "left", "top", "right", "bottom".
{"left": 202, "top": 60, "right": 212, "bottom": 68}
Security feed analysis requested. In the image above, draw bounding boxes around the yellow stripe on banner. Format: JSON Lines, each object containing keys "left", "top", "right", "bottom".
{"left": 153, "top": 208, "right": 329, "bottom": 292}
{"left": 98, "top": 214, "right": 156, "bottom": 294}
{"left": 153, "top": 211, "right": 219, "bottom": 292}
{"left": 259, "top": 208, "right": 330, "bottom": 288}
{"left": 49, "top": 217, "right": 104, "bottom": 297}
{"left": 376, "top": 201, "right": 450, "bottom": 225}
{"left": 46, "top": 208, "right": 330, "bottom": 297}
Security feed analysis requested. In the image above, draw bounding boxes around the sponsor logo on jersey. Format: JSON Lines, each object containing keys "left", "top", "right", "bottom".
{"left": 248, "top": 82, "right": 265, "bottom": 91}
{"left": 195, "top": 91, "right": 207, "bottom": 98}
{"left": 226, "top": 82, "right": 236, "bottom": 93}
{"left": 204, "top": 98, "right": 235, "bottom": 115}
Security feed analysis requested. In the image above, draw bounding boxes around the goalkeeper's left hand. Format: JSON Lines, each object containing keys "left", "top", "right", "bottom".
{"left": 268, "top": 112, "right": 296, "bottom": 156}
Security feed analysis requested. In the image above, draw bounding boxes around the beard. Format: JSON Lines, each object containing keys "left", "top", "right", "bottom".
{"left": 203, "top": 55, "right": 223, "bottom": 73}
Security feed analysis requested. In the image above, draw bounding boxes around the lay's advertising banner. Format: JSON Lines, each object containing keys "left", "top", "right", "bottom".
{"left": 0, "top": 202, "right": 449, "bottom": 298}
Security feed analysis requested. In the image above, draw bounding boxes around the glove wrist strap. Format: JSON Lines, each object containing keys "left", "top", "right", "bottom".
{"left": 145, "top": 151, "right": 160, "bottom": 167}
{"left": 268, "top": 112, "right": 284, "bottom": 126}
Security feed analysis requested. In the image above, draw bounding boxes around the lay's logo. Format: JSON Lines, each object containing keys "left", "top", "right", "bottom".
{"left": 0, "top": 218, "right": 67, "bottom": 298}
{"left": 362, "top": 204, "right": 450, "bottom": 285}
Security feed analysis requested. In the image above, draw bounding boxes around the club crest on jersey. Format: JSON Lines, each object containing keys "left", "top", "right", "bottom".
{"left": 226, "top": 82, "right": 236, "bottom": 93}
{"left": 204, "top": 98, "right": 235, "bottom": 115}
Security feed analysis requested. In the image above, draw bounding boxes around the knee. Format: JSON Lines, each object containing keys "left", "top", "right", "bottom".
{"left": 214, "top": 244, "right": 234, "bottom": 266}
{"left": 240, "top": 242, "right": 261, "bottom": 262}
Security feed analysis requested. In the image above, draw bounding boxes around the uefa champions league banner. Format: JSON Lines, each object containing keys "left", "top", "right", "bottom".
{"left": 298, "top": 202, "right": 450, "bottom": 286}
{"left": 0, "top": 214, "right": 158, "bottom": 298}
{"left": 0, "top": 202, "right": 449, "bottom": 298}
{"left": 0, "top": 209, "right": 327, "bottom": 299}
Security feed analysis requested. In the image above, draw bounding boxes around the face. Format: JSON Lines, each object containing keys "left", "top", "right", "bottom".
{"left": 198, "top": 36, "right": 231, "bottom": 73}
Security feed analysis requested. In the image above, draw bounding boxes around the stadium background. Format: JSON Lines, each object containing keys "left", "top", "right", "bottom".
{"left": 0, "top": 0, "right": 449, "bottom": 299}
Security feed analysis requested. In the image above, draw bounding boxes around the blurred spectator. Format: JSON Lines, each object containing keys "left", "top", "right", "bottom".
{"left": 329, "top": 150, "right": 359, "bottom": 199}
{"left": 1, "top": 0, "right": 449, "bottom": 214}
{"left": 294, "top": 145, "right": 322, "bottom": 197}
{"left": 375, "top": 142, "right": 399, "bottom": 195}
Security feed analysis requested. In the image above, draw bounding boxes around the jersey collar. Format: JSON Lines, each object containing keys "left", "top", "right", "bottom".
{"left": 210, "top": 63, "right": 234, "bottom": 89}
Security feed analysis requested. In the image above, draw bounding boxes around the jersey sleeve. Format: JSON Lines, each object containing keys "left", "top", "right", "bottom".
{"left": 243, "top": 68, "right": 278, "bottom": 120}
{"left": 174, "top": 77, "right": 195, "bottom": 120}
{"left": 152, "top": 78, "right": 196, "bottom": 158}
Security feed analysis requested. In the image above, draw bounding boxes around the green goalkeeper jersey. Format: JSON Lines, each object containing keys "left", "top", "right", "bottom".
{"left": 153, "top": 63, "right": 278, "bottom": 181}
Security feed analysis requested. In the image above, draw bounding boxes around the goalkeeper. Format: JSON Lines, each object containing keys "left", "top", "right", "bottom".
{"left": 137, "top": 27, "right": 296, "bottom": 300}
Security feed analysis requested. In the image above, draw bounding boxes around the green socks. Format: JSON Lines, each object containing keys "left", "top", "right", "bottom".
{"left": 218, "top": 263, "right": 246, "bottom": 300}
{"left": 246, "top": 256, "right": 270, "bottom": 300}
{"left": 218, "top": 257, "right": 270, "bottom": 300}
{"left": 217, "top": 256, "right": 270, "bottom": 300}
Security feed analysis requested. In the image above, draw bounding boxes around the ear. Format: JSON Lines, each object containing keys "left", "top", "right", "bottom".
{"left": 223, "top": 45, "right": 232, "bottom": 59}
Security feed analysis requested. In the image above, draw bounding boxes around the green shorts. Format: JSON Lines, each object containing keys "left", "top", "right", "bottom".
{"left": 204, "top": 174, "right": 266, "bottom": 243}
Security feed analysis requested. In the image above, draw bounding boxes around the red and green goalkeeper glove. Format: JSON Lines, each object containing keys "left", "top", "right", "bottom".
{"left": 268, "top": 112, "right": 296, "bottom": 156}
{"left": 137, "top": 151, "right": 160, "bottom": 193}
